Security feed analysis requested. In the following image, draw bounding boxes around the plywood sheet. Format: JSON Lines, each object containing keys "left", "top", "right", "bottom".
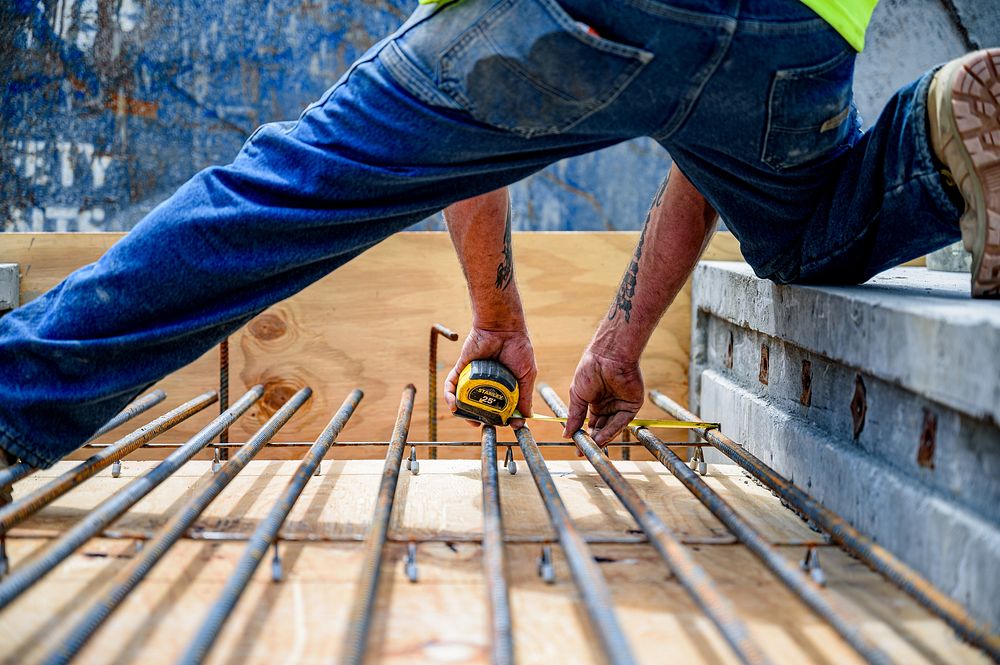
{"left": 0, "top": 543, "right": 985, "bottom": 664}
{"left": 0, "top": 460, "right": 985, "bottom": 665}
{"left": 10, "top": 461, "right": 818, "bottom": 545}
{"left": 0, "top": 232, "right": 743, "bottom": 455}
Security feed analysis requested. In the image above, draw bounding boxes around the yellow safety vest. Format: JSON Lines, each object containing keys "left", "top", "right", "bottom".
{"left": 418, "top": 0, "right": 878, "bottom": 51}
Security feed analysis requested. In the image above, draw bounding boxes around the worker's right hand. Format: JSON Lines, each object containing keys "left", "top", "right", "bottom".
{"left": 565, "top": 348, "right": 644, "bottom": 446}
{"left": 445, "top": 325, "right": 537, "bottom": 428}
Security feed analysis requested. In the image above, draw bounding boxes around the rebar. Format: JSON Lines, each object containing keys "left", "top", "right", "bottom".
{"left": 481, "top": 425, "right": 514, "bottom": 665}
{"left": 514, "top": 425, "right": 636, "bottom": 665}
{"left": 428, "top": 324, "right": 459, "bottom": 457}
{"left": 42, "top": 387, "right": 313, "bottom": 665}
{"left": 0, "top": 386, "right": 262, "bottom": 610}
{"left": 649, "top": 389, "right": 1000, "bottom": 660}
{"left": 631, "top": 424, "right": 889, "bottom": 665}
{"left": 214, "top": 338, "right": 231, "bottom": 470}
{"left": 539, "top": 384, "right": 771, "bottom": 665}
{"left": 91, "top": 389, "right": 169, "bottom": 440}
{"left": 0, "top": 391, "right": 218, "bottom": 534}
{"left": 0, "top": 389, "right": 170, "bottom": 489}
{"left": 79, "top": 439, "right": 706, "bottom": 449}
{"left": 341, "top": 385, "right": 416, "bottom": 665}
{"left": 178, "top": 387, "right": 364, "bottom": 665}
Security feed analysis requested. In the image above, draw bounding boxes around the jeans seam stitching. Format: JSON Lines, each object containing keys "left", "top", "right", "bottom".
{"left": 0, "top": 416, "right": 54, "bottom": 468}
{"left": 621, "top": 0, "right": 738, "bottom": 27}
{"left": 801, "top": 170, "right": 960, "bottom": 275}
{"left": 652, "top": 24, "right": 736, "bottom": 141}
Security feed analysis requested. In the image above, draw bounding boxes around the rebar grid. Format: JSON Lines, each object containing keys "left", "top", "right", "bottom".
{"left": 0, "top": 380, "right": 993, "bottom": 665}
{"left": 649, "top": 389, "right": 1000, "bottom": 661}
{"left": 0, "top": 391, "right": 219, "bottom": 534}
{"left": 481, "top": 425, "right": 514, "bottom": 665}
{"left": 43, "top": 387, "right": 315, "bottom": 665}
{"left": 176, "top": 387, "right": 364, "bottom": 665}
{"left": 515, "top": 425, "right": 636, "bottom": 665}
{"left": 341, "top": 385, "right": 416, "bottom": 665}
{"left": 538, "top": 384, "right": 771, "bottom": 665}
{"left": 0, "top": 386, "right": 262, "bottom": 609}
{"left": 0, "top": 389, "right": 170, "bottom": 489}
{"left": 630, "top": 423, "right": 888, "bottom": 664}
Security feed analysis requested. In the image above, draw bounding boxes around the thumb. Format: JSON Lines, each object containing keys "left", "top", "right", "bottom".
{"left": 444, "top": 364, "right": 461, "bottom": 412}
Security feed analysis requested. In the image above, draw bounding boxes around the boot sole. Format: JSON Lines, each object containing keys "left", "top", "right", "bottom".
{"left": 945, "top": 49, "right": 1000, "bottom": 297}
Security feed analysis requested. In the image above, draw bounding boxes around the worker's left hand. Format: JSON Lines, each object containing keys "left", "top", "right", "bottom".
{"left": 445, "top": 325, "right": 537, "bottom": 428}
{"left": 565, "top": 348, "right": 644, "bottom": 446}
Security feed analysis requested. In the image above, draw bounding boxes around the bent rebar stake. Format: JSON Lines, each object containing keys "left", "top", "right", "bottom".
{"left": 428, "top": 323, "right": 459, "bottom": 453}
{"left": 178, "top": 388, "right": 364, "bottom": 665}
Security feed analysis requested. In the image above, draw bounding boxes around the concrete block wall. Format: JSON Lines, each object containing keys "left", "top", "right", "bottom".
{"left": 689, "top": 262, "right": 1000, "bottom": 629}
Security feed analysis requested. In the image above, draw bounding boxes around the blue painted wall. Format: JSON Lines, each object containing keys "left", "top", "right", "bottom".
{"left": 0, "top": 0, "right": 990, "bottom": 233}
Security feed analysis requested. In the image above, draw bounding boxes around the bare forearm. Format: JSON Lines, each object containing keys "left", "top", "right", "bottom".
{"left": 592, "top": 165, "right": 717, "bottom": 361}
{"left": 443, "top": 188, "right": 538, "bottom": 419}
{"left": 444, "top": 188, "right": 525, "bottom": 329}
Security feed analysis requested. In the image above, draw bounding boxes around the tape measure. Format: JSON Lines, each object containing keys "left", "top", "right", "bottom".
{"left": 454, "top": 359, "right": 520, "bottom": 426}
{"left": 454, "top": 360, "right": 718, "bottom": 429}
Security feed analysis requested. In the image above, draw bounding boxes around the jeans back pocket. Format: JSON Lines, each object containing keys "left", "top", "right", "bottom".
{"left": 762, "top": 49, "right": 858, "bottom": 171}
{"left": 439, "top": 0, "right": 653, "bottom": 138}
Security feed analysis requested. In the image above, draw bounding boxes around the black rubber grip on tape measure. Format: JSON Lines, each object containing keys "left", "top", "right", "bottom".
{"left": 470, "top": 359, "right": 517, "bottom": 392}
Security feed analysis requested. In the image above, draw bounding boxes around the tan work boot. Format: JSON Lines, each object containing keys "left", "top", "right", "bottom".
{"left": 928, "top": 48, "right": 1000, "bottom": 298}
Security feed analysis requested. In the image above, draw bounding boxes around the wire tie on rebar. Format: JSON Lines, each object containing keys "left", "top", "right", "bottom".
{"left": 504, "top": 446, "right": 517, "bottom": 475}
{"left": 111, "top": 460, "right": 122, "bottom": 478}
{"left": 405, "top": 542, "right": 419, "bottom": 583}
{"left": 538, "top": 545, "right": 555, "bottom": 584}
{"left": 271, "top": 542, "right": 283, "bottom": 583}
{"left": 800, "top": 545, "right": 826, "bottom": 586}
{"left": 211, "top": 448, "right": 222, "bottom": 474}
{"left": 692, "top": 447, "right": 708, "bottom": 476}
{"left": 407, "top": 445, "right": 420, "bottom": 475}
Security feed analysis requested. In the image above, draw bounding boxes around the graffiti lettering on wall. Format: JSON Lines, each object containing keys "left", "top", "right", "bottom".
{"left": 1, "top": 0, "right": 672, "bottom": 233}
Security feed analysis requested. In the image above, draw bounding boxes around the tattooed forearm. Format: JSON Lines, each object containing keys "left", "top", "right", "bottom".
{"left": 608, "top": 177, "right": 668, "bottom": 322}
{"left": 495, "top": 198, "right": 514, "bottom": 290}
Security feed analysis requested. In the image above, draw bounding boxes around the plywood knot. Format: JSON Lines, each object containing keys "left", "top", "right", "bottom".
{"left": 261, "top": 379, "right": 302, "bottom": 417}
{"left": 248, "top": 312, "right": 287, "bottom": 341}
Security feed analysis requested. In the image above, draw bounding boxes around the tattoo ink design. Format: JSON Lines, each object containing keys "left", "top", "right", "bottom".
{"left": 495, "top": 198, "right": 514, "bottom": 291}
{"left": 608, "top": 178, "right": 668, "bottom": 322}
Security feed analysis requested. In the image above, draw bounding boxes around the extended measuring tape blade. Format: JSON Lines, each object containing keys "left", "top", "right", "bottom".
{"left": 516, "top": 414, "right": 719, "bottom": 430}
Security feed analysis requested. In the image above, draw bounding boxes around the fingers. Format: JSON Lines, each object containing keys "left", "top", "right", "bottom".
{"left": 592, "top": 410, "right": 635, "bottom": 446}
{"left": 515, "top": 366, "right": 536, "bottom": 419}
{"left": 589, "top": 413, "right": 607, "bottom": 441}
{"left": 564, "top": 387, "right": 589, "bottom": 439}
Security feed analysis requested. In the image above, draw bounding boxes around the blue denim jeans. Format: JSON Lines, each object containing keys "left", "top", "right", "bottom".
{"left": 0, "top": 0, "right": 961, "bottom": 467}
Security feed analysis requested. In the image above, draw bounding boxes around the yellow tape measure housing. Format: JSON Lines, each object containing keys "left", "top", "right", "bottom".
{"left": 454, "top": 360, "right": 520, "bottom": 426}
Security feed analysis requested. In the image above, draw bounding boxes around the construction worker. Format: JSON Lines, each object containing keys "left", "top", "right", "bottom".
{"left": 0, "top": 0, "right": 997, "bottom": 469}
